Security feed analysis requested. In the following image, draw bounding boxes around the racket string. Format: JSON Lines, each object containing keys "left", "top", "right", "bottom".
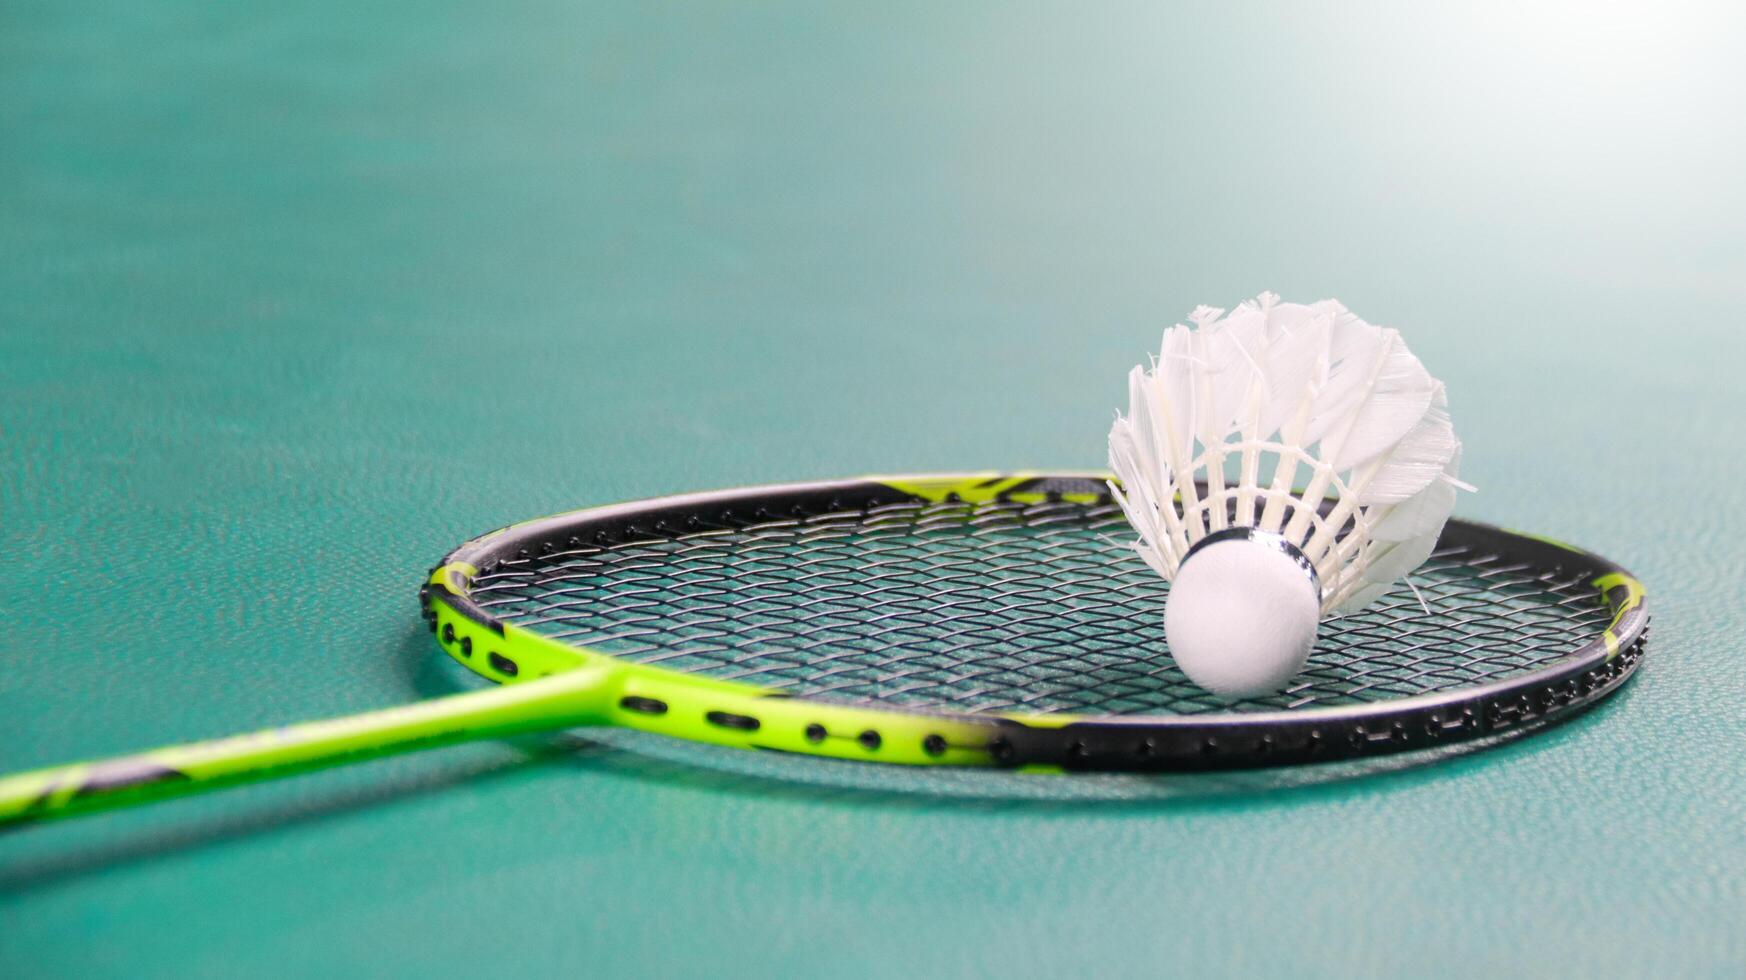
{"left": 468, "top": 499, "right": 1613, "bottom": 716}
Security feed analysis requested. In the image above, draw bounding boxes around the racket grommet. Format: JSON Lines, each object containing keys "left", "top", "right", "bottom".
{"left": 805, "top": 723, "right": 827, "bottom": 743}
{"left": 858, "top": 730, "right": 882, "bottom": 750}
{"left": 460, "top": 637, "right": 472, "bottom": 657}
{"left": 441, "top": 623, "right": 455, "bottom": 645}
{"left": 1065, "top": 740, "right": 1087, "bottom": 761}
{"left": 488, "top": 653, "right": 519, "bottom": 677}
{"left": 989, "top": 737, "right": 1014, "bottom": 762}
{"left": 922, "top": 734, "right": 946, "bottom": 757}
{"left": 1200, "top": 737, "right": 1218, "bottom": 755}
{"left": 706, "top": 711, "right": 759, "bottom": 732}
{"left": 1134, "top": 738, "right": 1156, "bottom": 758}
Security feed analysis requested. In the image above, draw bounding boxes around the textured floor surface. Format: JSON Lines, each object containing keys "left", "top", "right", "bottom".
{"left": 2, "top": 4, "right": 1742, "bottom": 977}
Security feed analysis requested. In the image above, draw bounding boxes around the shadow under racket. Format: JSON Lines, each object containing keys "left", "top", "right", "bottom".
{"left": 0, "top": 629, "right": 1640, "bottom": 893}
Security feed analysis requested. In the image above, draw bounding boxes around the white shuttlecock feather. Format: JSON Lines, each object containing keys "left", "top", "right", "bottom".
{"left": 1108, "top": 292, "right": 1470, "bottom": 699}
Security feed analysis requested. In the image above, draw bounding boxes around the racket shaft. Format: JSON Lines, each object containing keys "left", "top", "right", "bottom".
{"left": 0, "top": 666, "right": 612, "bottom": 825}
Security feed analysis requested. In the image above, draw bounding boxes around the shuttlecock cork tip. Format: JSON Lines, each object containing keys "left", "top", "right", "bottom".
{"left": 1164, "top": 535, "right": 1320, "bottom": 699}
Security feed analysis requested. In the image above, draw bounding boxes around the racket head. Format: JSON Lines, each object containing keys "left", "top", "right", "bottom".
{"left": 420, "top": 473, "right": 1648, "bottom": 772}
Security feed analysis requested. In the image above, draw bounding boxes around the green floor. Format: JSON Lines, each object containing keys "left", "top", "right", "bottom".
{"left": 3, "top": 4, "right": 1742, "bottom": 976}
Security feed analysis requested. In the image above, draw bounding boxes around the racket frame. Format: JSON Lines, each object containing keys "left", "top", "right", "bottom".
{"left": 425, "top": 471, "right": 1649, "bottom": 774}
{"left": 0, "top": 471, "right": 1648, "bottom": 824}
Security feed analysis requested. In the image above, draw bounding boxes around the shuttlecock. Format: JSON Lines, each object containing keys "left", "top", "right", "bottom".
{"left": 1108, "top": 292, "right": 1470, "bottom": 699}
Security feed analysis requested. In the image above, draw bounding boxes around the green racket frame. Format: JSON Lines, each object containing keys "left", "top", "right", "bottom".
{"left": 0, "top": 472, "right": 1648, "bottom": 824}
{"left": 423, "top": 471, "right": 1647, "bottom": 772}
